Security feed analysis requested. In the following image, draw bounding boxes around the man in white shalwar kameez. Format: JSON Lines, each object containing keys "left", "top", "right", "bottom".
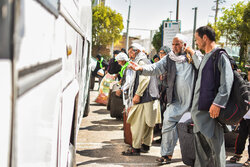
{"left": 122, "top": 44, "right": 161, "bottom": 156}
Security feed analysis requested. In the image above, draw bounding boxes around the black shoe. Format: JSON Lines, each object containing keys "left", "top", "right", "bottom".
{"left": 122, "top": 147, "right": 140, "bottom": 156}
{"left": 140, "top": 144, "right": 150, "bottom": 153}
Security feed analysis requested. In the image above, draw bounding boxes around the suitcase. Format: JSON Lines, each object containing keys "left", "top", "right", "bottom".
{"left": 177, "top": 121, "right": 195, "bottom": 166}
{"left": 224, "top": 131, "right": 238, "bottom": 148}
{"left": 177, "top": 120, "right": 216, "bottom": 167}
{"left": 123, "top": 110, "right": 132, "bottom": 146}
{"left": 108, "top": 83, "right": 124, "bottom": 119}
{"left": 224, "top": 124, "right": 239, "bottom": 148}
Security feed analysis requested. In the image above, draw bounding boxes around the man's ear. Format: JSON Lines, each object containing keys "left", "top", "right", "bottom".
{"left": 203, "top": 34, "right": 208, "bottom": 42}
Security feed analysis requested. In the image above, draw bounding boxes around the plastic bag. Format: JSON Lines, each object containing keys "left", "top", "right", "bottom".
{"left": 95, "top": 73, "right": 116, "bottom": 105}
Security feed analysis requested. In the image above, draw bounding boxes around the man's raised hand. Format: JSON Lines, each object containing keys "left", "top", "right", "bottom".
{"left": 128, "top": 61, "right": 143, "bottom": 71}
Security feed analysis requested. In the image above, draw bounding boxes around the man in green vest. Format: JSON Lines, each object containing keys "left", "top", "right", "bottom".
{"left": 91, "top": 54, "right": 108, "bottom": 89}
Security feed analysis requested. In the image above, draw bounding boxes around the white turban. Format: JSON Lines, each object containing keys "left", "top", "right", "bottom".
{"left": 131, "top": 43, "right": 143, "bottom": 51}
{"left": 174, "top": 33, "right": 187, "bottom": 44}
{"left": 115, "top": 52, "right": 129, "bottom": 61}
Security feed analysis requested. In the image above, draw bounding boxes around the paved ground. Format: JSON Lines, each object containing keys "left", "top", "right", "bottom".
{"left": 76, "top": 83, "right": 248, "bottom": 167}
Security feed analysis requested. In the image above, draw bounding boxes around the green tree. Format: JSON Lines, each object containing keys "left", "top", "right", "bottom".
{"left": 152, "top": 23, "right": 163, "bottom": 52}
{"left": 207, "top": 23, "right": 221, "bottom": 43}
{"left": 92, "top": 4, "right": 124, "bottom": 56}
{"left": 240, "top": 1, "right": 250, "bottom": 65}
{"left": 217, "top": 1, "right": 248, "bottom": 67}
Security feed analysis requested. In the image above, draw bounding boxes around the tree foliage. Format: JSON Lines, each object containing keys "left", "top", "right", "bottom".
{"left": 152, "top": 23, "right": 163, "bottom": 52}
{"left": 217, "top": 1, "right": 246, "bottom": 45}
{"left": 92, "top": 4, "right": 124, "bottom": 51}
{"left": 207, "top": 23, "right": 221, "bottom": 43}
{"left": 240, "top": 1, "right": 250, "bottom": 64}
{"left": 217, "top": 1, "right": 249, "bottom": 66}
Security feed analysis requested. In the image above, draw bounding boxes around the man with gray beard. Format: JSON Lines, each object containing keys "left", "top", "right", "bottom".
{"left": 129, "top": 34, "right": 197, "bottom": 164}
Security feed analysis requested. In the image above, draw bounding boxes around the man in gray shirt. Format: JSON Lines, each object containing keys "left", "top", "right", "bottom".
{"left": 129, "top": 34, "right": 196, "bottom": 164}
{"left": 186, "top": 26, "right": 234, "bottom": 167}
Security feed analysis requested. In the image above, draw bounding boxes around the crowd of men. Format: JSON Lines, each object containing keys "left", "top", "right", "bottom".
{"left": 92, "top": 26, "right": 250, "bottom": 167}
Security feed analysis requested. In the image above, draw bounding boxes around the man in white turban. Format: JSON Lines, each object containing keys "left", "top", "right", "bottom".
{"left": 129, "top": 35, "right": 197, "bottom": 164}
{"left": 121, "top": 44, "right": 161, "bottom": 156}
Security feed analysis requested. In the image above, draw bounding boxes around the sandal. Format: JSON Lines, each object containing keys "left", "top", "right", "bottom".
{"left": 229, "top": 155, "right": 242, "bottom": 163}
{"left": 155, "top": 156, "right": 172, "bottom": 164}
{"left": 243, "top": 159, "right": 250, "bottom": 167}
{"left": 122, "top": 147, "right": 140, "bottom": 156}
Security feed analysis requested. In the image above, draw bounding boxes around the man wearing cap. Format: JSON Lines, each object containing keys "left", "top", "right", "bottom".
{"left": 121, "top": 43, "right": 161, "bottom": 156}
{"left": 115, "top": 52, "right": 130, "bottom": 79}
{"left": 114, "top": 52, "right": 130, "bottom": 102}
{"left": 129, "top": 34, "right": 197, "bottom": 163}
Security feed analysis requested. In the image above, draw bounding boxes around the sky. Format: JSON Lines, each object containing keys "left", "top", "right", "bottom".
{"left": 105, "top": 0, "right": 245, "bottom": 39}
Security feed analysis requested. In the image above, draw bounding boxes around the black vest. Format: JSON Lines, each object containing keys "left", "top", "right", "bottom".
{"left": 165, "top": 56, "right": 177, "bottom": 104}
{"left": 198, "top": 52, "right": 220, "bottom": 110}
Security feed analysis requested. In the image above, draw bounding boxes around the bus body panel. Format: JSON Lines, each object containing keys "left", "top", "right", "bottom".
{"left": 78, "top": 1, "right": 92, "bottom": 41}
{"left": 0, "top": 60, "right": 12, "bottom": 167}
{"left": 6, "top": 0, "right": 93, "bottom": 166}
{"left": 14, "top": 72, "right": 61, "bottom": 167}
{"left": 62, "top": 22, "right": 78, "bottom": 90}
{"left": 60, "top": 79, "right": 79, "bottom": 167}
{"left": 16, "top": 0, "right": 61, "bottom": 70}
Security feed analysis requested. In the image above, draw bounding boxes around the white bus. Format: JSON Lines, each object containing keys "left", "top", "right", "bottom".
{"left": 0, "top": 0, "right": 92, "bottom": 166}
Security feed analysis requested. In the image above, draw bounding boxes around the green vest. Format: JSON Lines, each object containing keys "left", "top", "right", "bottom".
{"left": 98, "top": 57, "right": 104, "bottom": 68}
{"left": 119, "top": 62, "right": 129, "bottom": 78}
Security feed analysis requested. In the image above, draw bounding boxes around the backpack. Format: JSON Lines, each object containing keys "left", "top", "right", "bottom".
{"left": 212, "top": 48, "right": 250, "bottom": 125}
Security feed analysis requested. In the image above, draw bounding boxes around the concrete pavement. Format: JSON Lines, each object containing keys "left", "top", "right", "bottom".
{"left": 76, "top": 85, "right": 248, "bottom": 167}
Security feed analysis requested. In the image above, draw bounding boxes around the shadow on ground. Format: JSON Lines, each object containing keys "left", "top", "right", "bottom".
{"left": 79, "top": 124, "right": 122, "bottom": 131}
{"left": 90, "top": 103, "right": 106, "bottom": 107}
{"left": 76, "top": 140, "right": 183, "bottom": 167}
{"left": 79, "top": 117, "right": 123, "bottom": 131}
{"left": 91, "top": 118, "right": 122, "bottom": 125}
{"left": 92, "top": 109, "right": 108, "bottom": 115}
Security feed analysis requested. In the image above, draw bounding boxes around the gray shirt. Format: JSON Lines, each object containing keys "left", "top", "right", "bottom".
{"left": 141, "top": 55, "right": 195, "bottom": 122}
{"left": 191, "top": 48, "right": 234, "bottom": 138}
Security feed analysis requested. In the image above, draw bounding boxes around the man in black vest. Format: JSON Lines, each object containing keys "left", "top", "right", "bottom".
{"left": 129, "top": 34, "right": 196, "bottom": 164}
{"left": 185, "top": 26, "right": 234, "bottom": 167}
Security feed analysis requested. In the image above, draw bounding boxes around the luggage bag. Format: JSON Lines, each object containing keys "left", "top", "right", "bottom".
{"left": 108, "top": 83, "right": 124, "bottom": 119}
{"left": 177, "top": 121, "right": 195, "bottom": 166}
{"left": 177, "top": 120, "right": 229, "bottom": 167}
{"left": 123, "top": 110, "right": 132, "bottom": 146}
